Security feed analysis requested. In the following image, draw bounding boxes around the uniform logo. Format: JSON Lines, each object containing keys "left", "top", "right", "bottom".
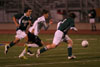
{"left": 22, "top": 20, "right": 28, "bottom": 23}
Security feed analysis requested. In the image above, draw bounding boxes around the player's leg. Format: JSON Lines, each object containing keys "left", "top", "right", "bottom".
{"left": 5, "top": 30, "right": 23, "bottom": 49}
{"left": 19, "top": 32, "right": 40, "bottom": 58}
{"left": 26, "top": 32, "right": 41, "bottom": 55}
{"left": 93, "top": 23, "right": 96, "bottom": 31}
{"left": 5, "top": 30, "right": 27, "bottom": 54}
{"left": 18, "top": 35, "right": 33, "bottom": 59}
{"left": 64, "top": 35, "right": 76, "bottom": 59}
{"left": 36, "top": 43, "right": 57, "bottom": 58}
{"left": 4, "top": 37, "right": 20, "bottom": 54}
{"left": 23, "top": 35, "right": 33, "bottom": 56}
{"left": 26, "top": 35, "right": 44, "bottom": 56}
{"left": 19, "top": 43, "right": 39, "bottom": 58}
{"left": 36, "top": 30, "right": 63, "bottom": 58}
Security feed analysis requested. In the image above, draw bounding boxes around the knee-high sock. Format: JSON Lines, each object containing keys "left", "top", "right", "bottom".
{"left": 40, "top": 47, "right": 48, "bottom": 54}
{"left": 68, "top": 47, "right": 72, "bottom": 56}
{"left": 19, "top": 47, "right": 28, "bottom": 56}
{"left": 9, "top": 41, "right": 16, "bottom": 47}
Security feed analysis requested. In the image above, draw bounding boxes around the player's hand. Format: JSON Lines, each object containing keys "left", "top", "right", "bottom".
{"left": 74, "top": 28, "right": 78, "bottom": 32}
{"left": 49, "top": 19, "right": 53, "bottom": 25}
{"left": 88, "top": 14, "right": 91, "bottom": 17}
{"left": 16, "top": 24, "right": 20, "bottom": 27}
{"left": 70, "top": 27, "right": 78, "bottom": 32}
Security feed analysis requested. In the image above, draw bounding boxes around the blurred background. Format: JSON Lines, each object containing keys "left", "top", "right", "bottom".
{"left": 0, "top": 0, "right": 100, "bottom": 30}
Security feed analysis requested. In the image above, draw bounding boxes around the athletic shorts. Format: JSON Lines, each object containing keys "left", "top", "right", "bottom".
{"left": 61, "top": 35, "right": 71, "bottom": 42}
{"left": 53, "top": 30, "right": 72, "bottom": 45}
{"left": 53, "top": 30, "right": 64, "bottom": 45}
{"left": 15, "top": 30, "right": 27, "bottom": 39}
{"left": 89, "top": 18, "right": 95, "bottom": 24}
{"left": 27, "top": 32, "right": 43, "bottom": 47}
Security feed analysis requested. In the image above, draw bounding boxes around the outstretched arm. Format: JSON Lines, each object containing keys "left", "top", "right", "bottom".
{"left": 43, "top": 19, "right": 53, "bottom": 30}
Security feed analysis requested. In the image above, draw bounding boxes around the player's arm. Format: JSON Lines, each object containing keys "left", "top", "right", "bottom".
{"left": 70, "top": 27, "right": 78, "bottom": 32}
{"left": 12, "top": 16, "right": 20, "bottom": 27}
{"left": 43, "top": 19, "right": 53, "bottom": 30}
{"left": 70, "top": 20, "right": 78, "bottom": 32}
{"left": 13, "top": 13, "right": 23, "bottom": 27}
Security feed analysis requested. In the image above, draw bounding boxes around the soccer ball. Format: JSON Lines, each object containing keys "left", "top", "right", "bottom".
{"left": 81, "top": 40, "right": 89, "bottom": 47}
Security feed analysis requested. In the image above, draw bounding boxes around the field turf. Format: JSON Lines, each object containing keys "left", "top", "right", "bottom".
{"left": 0, "top": 34, "right": 100, "bottom": 67}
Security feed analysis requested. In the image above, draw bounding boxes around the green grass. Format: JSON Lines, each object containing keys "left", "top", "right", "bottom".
{"left": 0, "top": 34, "right": 100, "bottom": 67}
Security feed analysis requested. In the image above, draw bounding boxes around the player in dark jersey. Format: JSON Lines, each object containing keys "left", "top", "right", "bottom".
{"left": 4, "top": 7, "right": 33, "bottom": 55}
{"left": 36, "top": 13, "right": 78, "bottom": 59}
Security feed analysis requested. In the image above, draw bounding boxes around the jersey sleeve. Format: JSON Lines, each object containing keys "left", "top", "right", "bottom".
{"left": 70, "top": 19, "right": 75, "bottom": 27}
{"left": 40, "top": 17, "right": 49, "bottom": 30}
{"left": 43, "top": 21, "right": 50, "bottom": 30}
{"left": 70, "top": 19, "right": 78, "bottom": 31}
{"left": 14, "top": 13, "right": 23, "bottom": 19}
{"left": 57, "top": 21, "right": 62, "bottom": 30}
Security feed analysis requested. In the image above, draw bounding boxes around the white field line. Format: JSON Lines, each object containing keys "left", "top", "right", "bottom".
{"left": 5, "top": 59, "right": 100, "bottom": 67}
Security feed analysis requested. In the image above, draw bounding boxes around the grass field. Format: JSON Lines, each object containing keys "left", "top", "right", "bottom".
{"left": 0, "top": 34, "right": 100, "bottom": 67}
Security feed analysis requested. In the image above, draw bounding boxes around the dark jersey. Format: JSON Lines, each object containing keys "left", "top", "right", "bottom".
{"left": 88, "top": 9, "right": 96, "bottom": 18}
{"left": 58, "top": 18, "right": 75, "bottom": 34}
{"left": 14, "top": 13, "right": 32, "bottom": 31}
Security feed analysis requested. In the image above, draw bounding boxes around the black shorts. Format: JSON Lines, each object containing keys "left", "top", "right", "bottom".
{"left": 27, "top": 32, "right": 43, "bottom": 47}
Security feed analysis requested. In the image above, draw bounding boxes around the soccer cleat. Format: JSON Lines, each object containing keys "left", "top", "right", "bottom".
{"left": 68, "top": 55, "right": 76, "bottom": 60}
{"left": 36, "top": 49, "right": 40, "bottom": 58}
{"left": 27, "top": 52, "right": 35, "bottom": 56}
{"left": 4, "top": 44, "right": 9, "bottom": 55}
{"left": 19, "top": 56, "right": 28, "bottom": 60}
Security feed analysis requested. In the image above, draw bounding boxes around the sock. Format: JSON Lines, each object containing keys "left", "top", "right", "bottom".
{"left": 94, "top": 25, "right": 96, "bottom": 31}
{"left": 19, "top": 48, "right": 26, "bottom": 56}
{"left": 68, "top": 47, "right": 72, "bottom": 57}
{"left": 19, "top": 47, "right": 28, "bottom": 57}
{"left": 9, "top": 41, "right": 15, "bottom": 47}
{"left": 40, "top": 47, "right": 48, "bottom": 54}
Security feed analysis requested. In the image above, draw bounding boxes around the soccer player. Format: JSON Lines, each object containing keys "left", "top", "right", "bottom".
{"left": 36, "top": 13, "right": 78, "bottom": 60}
{"left": 4, "top": 7, "right": 33, "bottom": 55}
{"left": 88, "top": 8, "right": 97, "bottom": 31}
{"left": 18, "top": 10, "right": 53, "bottom": 59}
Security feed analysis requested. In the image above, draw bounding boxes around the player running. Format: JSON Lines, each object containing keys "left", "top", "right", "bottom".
{"left": 36, "top": 13, "right": 78, "bottom": 60}
{"left": 4, "top": 7, "right": 33, "bottom": 55}
{"left": 18, "top": 10, "right": 53, "bottom": 59}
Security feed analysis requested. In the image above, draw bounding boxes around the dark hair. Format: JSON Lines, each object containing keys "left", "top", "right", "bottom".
{"left": 42, "top": 9, "right": 49, "bottom": 15}
{"left": 69, "top": 13, "right": 76, "bottom": 18}
{"left": 24, "top": 7, "right": 32, "bottom": 13}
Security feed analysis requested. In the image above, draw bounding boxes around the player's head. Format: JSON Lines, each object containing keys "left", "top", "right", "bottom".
{"left": 24, "top": 7, "right": 32, "bottom": 16}
{"left": 42, "top": 9, "right": 49, "bottom": 19}
{"left": 69, "top": 13, "right": 76, "bottom": 19}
